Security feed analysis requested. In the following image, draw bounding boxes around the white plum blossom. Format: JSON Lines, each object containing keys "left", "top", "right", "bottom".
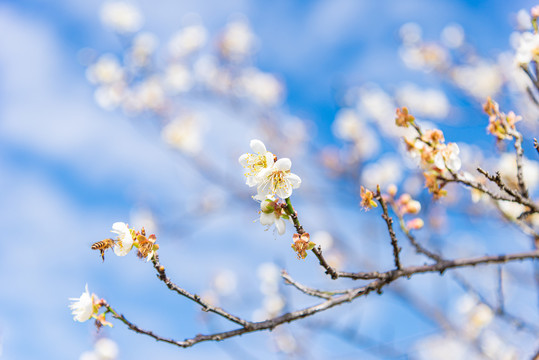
{"left": 168, "top": 24, "right": 207, "bottom": 58}
{"left": 256, "top": 158, "right": 301, "bottom": 199}
{"left": 68, "top": 284, "right": 95, "bottom": 322}
{"left": 219, "top": 19, "right": 256, "bottom": 62}
{"left": 259, "top": 198, "right": 287, "bottom": 235}
{"left": 434, "top": 143, "right": 461, "bottom": 172}
{"left": 86, "top": 55, "right": 124, "bottom": 85}
{"left": 100, "top": 2, "right": 143, "bottom": 34}
{"left": 238, "top": 139, "right": 275, "bottom": 187}
{"left": 111, "top": 222, "right": 133, "bottom": 256}
{"left": 515, "top": 32, "right": 539, "bottom": 65}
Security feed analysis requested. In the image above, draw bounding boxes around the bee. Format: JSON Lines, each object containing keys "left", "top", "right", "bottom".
{"left": 91, "top": 238, "right": 117, "bottom": 261}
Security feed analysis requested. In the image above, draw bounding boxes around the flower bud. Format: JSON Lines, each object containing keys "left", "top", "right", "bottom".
{"left": 387, "top": 184, "right": 398, "bottom": 197}
{"left": 398, "top": 193, "right": 412, "bottom": 205}
{"left": 260, "top": 199, "right": 275, "bottom": 213}
{"left": 407, "top": 218, "right": 424, "bottom": 230}
{"left": 405, "top": 200, "right": 421, "bottom": 214}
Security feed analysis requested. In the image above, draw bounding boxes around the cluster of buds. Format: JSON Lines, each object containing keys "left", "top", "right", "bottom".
{"left": 386, "top": 185, "right": 424, "bottom": 230}
{"left": 291, "top": 233, "right": 316, "bottom": 260}
{"left": 397, "top": 108, "right": 461, "bottom": 199}
{"left": 483, "top": 97, "right": 521, "bottom": 141}
{"left": 92, "top": 222, "right": 159, "bottom": 262}
{"left": 68, "top": 285, "right": 112, "bottom": 329}
{"left": 395, "top": 106, "right": 415, "bottom": 127}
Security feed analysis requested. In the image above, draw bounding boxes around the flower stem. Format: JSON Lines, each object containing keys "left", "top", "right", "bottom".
{"left": 285, "top": 197, "right": 339, "bottom": 279}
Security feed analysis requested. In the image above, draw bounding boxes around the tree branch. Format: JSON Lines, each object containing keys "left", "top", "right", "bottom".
{"left": 284, "top": 197, "right": 339, "bottom": 279}
{"left": 376, "top": 189, "right": 402, "bottom": 270}
{"left": 151, "top": 254, "right": 251, "bottom": 328}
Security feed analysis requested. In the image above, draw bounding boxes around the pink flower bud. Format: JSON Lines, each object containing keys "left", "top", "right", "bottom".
{"left": 398, "top": 193, "right": 411, "bottom": 205}
{"left": 532, "top": 6, "right": 539, "bottom": 18}
{"left": 387, "top": 184, "right": 398, "bottom": 197}
{"left": 405, "top": 200, "right": 421, "bottom": 214}
{"left": 407, "top": 218, "right": 424, "bottom": 230}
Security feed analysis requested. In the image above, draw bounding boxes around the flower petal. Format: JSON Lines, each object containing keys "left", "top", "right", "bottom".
{"left": 265, "top": 152, "right": 275, "bottom": 168}
{"left": 287, "top": 173, "right": 302, "bottom": 189}
{"left": 276, "top": 184, "right": 292, "bottom": 199}
{"left": 238, "top": 153, "right": 249, "bottom": 166}
{"left": 245, "top": 176, "right": 258, "bottom": 187}
{"left": 275, "top": 218, "right": 286, "bottom": 235}
{"left": 260, "top": 212, "right": 276, "bottom": 225}
{"left": 250, "top": 139, "right": 266, "bottom": 154}
{"left": 275, "top": 158, "right": 291, "bottom": 171}
{"left": 111, "top": 222, "right": 127, "bottom": 234}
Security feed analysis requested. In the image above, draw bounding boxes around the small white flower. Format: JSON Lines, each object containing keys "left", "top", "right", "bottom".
{"left": 100, "top": 2, "right": 143, "bottom": 34}
{"left": 434, "top": 143, "right": 461, "bottom": 172}
{"left": 68, "top": 284, "right": 95, "bottom": 322}
{"left": 259, "top": 199, "right": 286, "bottom": 235}
{"left": 111, "top": 222, "right": 133, "bottom": 256}
{"left": 256, "top": 158, "right": 301, "bottom": 199}
{"left": 515, "top": 32, "right": 539, "bottom": 65}
{"left": 239, "top": 139, "right": 275, "bottom": 187}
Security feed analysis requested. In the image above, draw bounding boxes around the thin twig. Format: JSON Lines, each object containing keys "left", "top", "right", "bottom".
{"left": 513, "top": 133, "right": 529, "bottom": 198}
{"left": 281, "top": 270, "right": 333, "bottom": 299}
{"left": 476, "top": 168, "right": 538, "bottom": 212}
{"left": 106, "top": 249, "right": 539, "bottom": 348}
{"left": 338, "top": 250, "right": 539, "bottom": 280}
{"left": 284, "top": 197, "right": 339, "bottom": 279}
{"left": 497, "top": 265, "right": 505, "bottom": 315}
{"left": 389, "top": 198, "right": 442, "bottom": 263}
{"left": 451, "top": 272, "right": 539, "bottom": 333}
{"left": 376, "top": 189, "right": 402, "bottom": 270}
{"left": 151, "top": 255, "right": 251, "bottom": 328}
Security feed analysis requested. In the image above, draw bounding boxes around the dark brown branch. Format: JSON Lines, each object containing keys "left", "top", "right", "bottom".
{"left": 534, "top": 138, "right": 539, "bottom": 156}
{"left": 376, "top": 189, "right": 402, "bottom": 269}
{"left": 281, "top": 270, "right": 333, "bottom": 299}
{"left": 338, "top": 250, "right": 539, "bottom": 280}
{"left": 151, "top": 254, "right": 251, "bottom": 328}
{"left": 106, "top": 250, "right": 539, "bottom": 349}
{"left": 284, "top": 197, "right": 339, "bottom": 279}
{"left": 389, "top": 198, "right": 442, "bottom": 263}
{"left": 476, "top": 168, "right": 538, "bottom": 212}
{"left": 443, "top": 172, "right": 516, "bottom": 203}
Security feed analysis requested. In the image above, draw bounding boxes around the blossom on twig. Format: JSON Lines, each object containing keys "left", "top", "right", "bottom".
{"left": 256, "top": 158, "right": 301, "bottom": 200}
{"left": 68, "top": 284, "right": 98, "bottom": 322}
{"left": 260, "top": 198, "right": 289, "bottom": 235}
{"left": 291, "top": 233, "right": 315, "bottom": 259}
{"left": 111, "top": 222, "right": 134, "bottom": 256}
{"left": 239, "top": 139, "right": 275, "bottom": 187}
{"left": 360, "top": 186, "right": 378, "bottom": 210}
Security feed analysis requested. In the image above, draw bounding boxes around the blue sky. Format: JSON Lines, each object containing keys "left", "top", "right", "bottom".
{"left": 1, "top": 0, "right": 538, "bottom": 359}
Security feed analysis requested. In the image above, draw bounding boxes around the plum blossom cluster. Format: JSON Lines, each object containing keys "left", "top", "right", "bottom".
{"left": 69, "top": 285, "right": 112, "bottom": 328}
{"left": 483, "top": 97, "right": 522, "bottom": 141}
{"left": 397, "top": 107, "right": 462, "bottom": 198}
{"left": 386, "top": 185, "right": 424, "bottom": 230}
{"left": 398, "top": 22, "right": 503, "bottom": 101}
{"left": 92, "top": 222, "right": 159, "bottom": 262}
{"left": 239, "top": 139, "right": 301, "bottom": 236}
{"left": 86, "top": 3, "right": 285, "bottom": 155}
